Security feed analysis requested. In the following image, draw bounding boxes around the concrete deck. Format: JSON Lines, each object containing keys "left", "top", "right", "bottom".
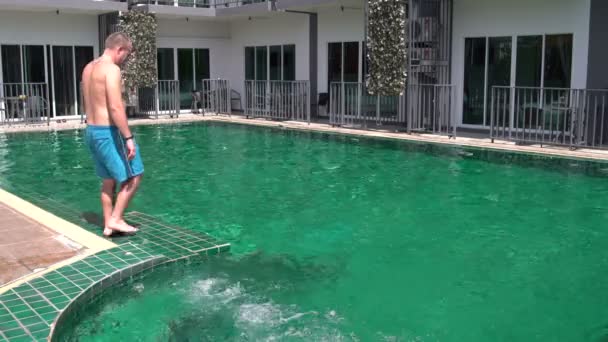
{"left": 0, "top": 188, "right": 115, "bottom": 294}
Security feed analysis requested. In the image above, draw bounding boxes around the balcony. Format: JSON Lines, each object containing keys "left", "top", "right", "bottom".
{"left": 126, "top": 0, "right": 215, "bottom": 17}
{"left": 0, "top": 0, "right": 128, "bottom": 13}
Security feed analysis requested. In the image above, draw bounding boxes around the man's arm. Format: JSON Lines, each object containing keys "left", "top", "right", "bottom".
{"left": 105, "top": 65, "right": 132, "bottom": 139}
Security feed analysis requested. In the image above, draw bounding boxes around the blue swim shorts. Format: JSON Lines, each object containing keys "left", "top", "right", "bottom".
{"left": 85, "top": 125, "right": 144, "bottom": 183}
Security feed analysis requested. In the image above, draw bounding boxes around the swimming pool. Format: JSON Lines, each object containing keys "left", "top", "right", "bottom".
{"left": 2, "top": 122, "right": 608, "bottom": 341}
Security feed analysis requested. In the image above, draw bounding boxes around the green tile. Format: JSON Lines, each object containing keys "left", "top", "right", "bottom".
{"left": 0, "top": 299, "right": 23, "bottom": 309}
{"left": 40, "top": 312, "right": 56, "bottom": 324}
{"left": 13, "top": 309, "right": 36, "bottom": 320}
{"left": 2, "top": 327, "right": 28, "bottom": 339}
{"left": 72, "top": 278, "right": 93, "bottom": 289}
{"left": 32, "top": 330, "right": 49, "bottom": 340}
{"left": 0, "top": 318, "right": 21, "bottom": 330}
{"left": 86, "top": 273, "right": 105, "bottom": 282}
{"left": 9, "top": 305, "right": 29, "bottom": 315}
{"left": 28, "top": 301, "right": 51, "bottom": 311}
{"left": 12, "top": 288, "right": 36, "bottom": 299}
{"left": 0, "top": 292, "right": 19, "bottom": 302}
{"left": 48, "top": 296, "right": 70, "bottom": 308}
{"left": 60, "top": 286, "right": 81, "bottom": 297}
{"left": 43, "top": 291, "right": 65, "bottom": 300}
{"left": 0, "top": 313, "right": 13, "bottom": 325}
{"left": 8, "top": 335, "right": 36, "bottom": 342}
{"left": 28, "top": 279, "right": 51, "bottom": 289}
{"left": 26, "top": 322, "right": 48, "bottom": 334}
{"left": 20, "top": 296, "right": 44, "bottom": 306}
{"left": 34, "top": 306, "right": 57, "bottom": 316}
{"left": 19, "top": 316, "right": 43, "bottom": 328}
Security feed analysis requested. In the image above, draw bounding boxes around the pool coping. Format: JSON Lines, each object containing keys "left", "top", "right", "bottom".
{"left": 1, "top": 114, "right": 607, "bottom": 163}
{"left": 0, "top": 191, "right": 230, "bottom": 342}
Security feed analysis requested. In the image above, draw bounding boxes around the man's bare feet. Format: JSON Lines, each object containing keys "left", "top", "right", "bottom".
{"left": 118, "top": 219, "right": 137, "bottom": 230}
{"left": 103, "top": 217, "right": 138, "bottom": 237}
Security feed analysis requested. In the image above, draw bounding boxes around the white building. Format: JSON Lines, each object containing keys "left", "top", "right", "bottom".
{"left": 0, "top": 0, "right": 605, "bottom": 134}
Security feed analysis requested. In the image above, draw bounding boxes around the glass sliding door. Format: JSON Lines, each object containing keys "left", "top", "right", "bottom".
{"left": 343, "top": 42, "right": 359, "bottom": 83}
{"left": 1, "top": 45, "right": 22, "bottom": 85}
{"left": 255, "top": 46, "right": 267, "bottom": 81}
{"left": 283, "top": 44, "right": 295, "bottom": 81}
{"left": 516, "top": 36, "right": 542, "bottom": 87}
{"left": 269, "top": 45, "right": 281, "bottom": 81}
{"left": 1, "top": 45, "right": 22, "bottom": 103}
{"left": 75, "top": 46, "right": 94, "bottom": 115}
{"left": 157, "top": 48, "right": 175, "bottom": 80}
{"left": 178, "top": 48, "right": 194, "bottom": 109}
{"left": 52, "top": 46, "right": 75, "bottom": 116}
{"left": 22, "top": 46, "right": 45, "bottom": 83}
{"left": 328, "top": 42, "right": 342, "bottom": 91}
{"left": 328, "top": 41, "right": 360, "bottom": 89}
{"left": 544, "top": 34, "right": 573, "bottom": 89}
{"left": 463, "top": 38, "right": 487, "bottom": 125}
{"left": 245, "top": 47, "right": 255, "bottom": 81}
{"left": 486, "top": 37, "right": 512, "bottom": 125}
{"left": 194, "top": 49, "right": 210, "bottom": 85}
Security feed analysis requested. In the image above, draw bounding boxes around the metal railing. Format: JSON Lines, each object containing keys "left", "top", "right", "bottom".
{"left": 127, "top": 0, "right": 211, "bottom": 7}
{"left": 328, "top": 82, "right": 405, "bottom": 127}
{"left": 0, "top": 83, "right": 50, "bottom": 126}
{"left": 197, "top": 79, "right": 231, "bottom": 114}
{"left": 135, "top": 80, "right": 180, "bottom": 119}
{"left": 126, "top": 0, "right": 268, "bottom": 8}
{"left": 214, "top": 0, "right": 266, "bottom": 7}
{"left": 407, "top": 84, "right": 456, "bottom": 136}
{"left": 245, "top": 80, "right": 310, "bottom": 122}
{"left": 490, "top": 86, "right": 608, "bottom": 149}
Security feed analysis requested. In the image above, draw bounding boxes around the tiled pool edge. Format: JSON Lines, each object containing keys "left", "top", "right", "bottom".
{"left": 0, "top": 190, "right": 231, "bottom": 341}
{"left": 0, "top": 239, "right": 230, "bottom": 342}
{"left": 1, "top": 114, "right": 608, "bottom": 162}
{"left": 47, "top": 252, "right": 167, "bottom": 341}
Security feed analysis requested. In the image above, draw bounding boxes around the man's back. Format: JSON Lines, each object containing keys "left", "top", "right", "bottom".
{"left": 82, "top": 60, "right": 121, "bottom": 126}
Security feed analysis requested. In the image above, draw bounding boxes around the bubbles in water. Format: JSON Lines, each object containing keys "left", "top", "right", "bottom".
{"left": 483, "top": 194, "right": 499, "bottom": 202}
{"left": 133, "top": 283, "right": 144, "bottom": 293}
{"left": 237, "top": 303, "right": 282, "bottom": 325}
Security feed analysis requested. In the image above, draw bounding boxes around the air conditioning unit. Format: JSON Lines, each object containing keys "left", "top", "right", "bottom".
{"left": 410, "top": 47, "right": 438, "bottom": 61}
{"left": 411, "top": 17, "right": 439, "bottom": 42}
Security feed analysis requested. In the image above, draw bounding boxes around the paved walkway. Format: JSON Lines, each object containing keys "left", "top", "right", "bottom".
{"left": 0, "top": 203, "right": 81, "bottom": 287}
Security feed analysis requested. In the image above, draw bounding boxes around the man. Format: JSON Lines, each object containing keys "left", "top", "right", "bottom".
{"left": 82, "top": 32, "right": 143, "bottom": 236}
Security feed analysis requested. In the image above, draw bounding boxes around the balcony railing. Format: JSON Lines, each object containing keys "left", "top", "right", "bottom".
{"left": 125, "top": 0, "right": 267, "bottom": 8}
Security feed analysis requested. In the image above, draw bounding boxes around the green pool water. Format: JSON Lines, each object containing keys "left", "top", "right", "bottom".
{"left": 2, "top": 122, "right": 608, "bottom": 341}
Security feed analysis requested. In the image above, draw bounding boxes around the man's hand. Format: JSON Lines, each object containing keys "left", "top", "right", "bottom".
{"left": 126, "top": 139, "right": 136, "bottom": 160}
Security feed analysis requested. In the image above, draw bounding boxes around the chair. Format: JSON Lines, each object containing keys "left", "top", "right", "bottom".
{"left": 191, "top": 90, "right": 202, "bottom": 114}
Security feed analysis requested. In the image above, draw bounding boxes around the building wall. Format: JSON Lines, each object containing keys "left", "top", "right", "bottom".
{"left": 156, "top": 18, "right": 232, "bottom": 80}
{"left": 317, "top": 6, "right": 364, "bottom": 94}
{"left": 452, "top": 0, "right": 592, "bottom": 125}
{"left": 0, "top": 11, "right": 99, "bottom": 53}
{"left": 227, "top": 13, "right": 310, "bottom": 97}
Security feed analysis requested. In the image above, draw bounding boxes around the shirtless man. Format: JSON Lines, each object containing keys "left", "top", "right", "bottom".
{"left": 82, "top": 32, "right": 143, "bottom": 236}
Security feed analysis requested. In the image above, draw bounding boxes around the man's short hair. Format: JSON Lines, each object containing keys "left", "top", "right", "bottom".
{"left": 105, "top": 32, "right": 132, "bottom": 50}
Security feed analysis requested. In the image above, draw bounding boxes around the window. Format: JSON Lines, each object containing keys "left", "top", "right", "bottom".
{"left": 462, "top": 34, "right": 573, "bottom": 126}
{"left": 282, "top": 44, "right": 295, "bottom": 81}
{"left": 544, "top": 34, "right": 572, "bottom": 89}
{"left": 157, "top": 48, "right": 175, "bottom": 80}
{"left": 327, "top": 41, "right": 361, "bottom": 90}
{"left": 516, "top": 36, "right": 542, "bottom": 87}
{"left": 158, "top": 47, "right": 211, "bottom": 109}
{"left": 245, "top": 44, "right": 295, "bottom": 81}
{"left": 463, "top": 37, "right": 486, "bottom": 125}
{"left": 75, "top": 46, "right": 94, "bottom": 115}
